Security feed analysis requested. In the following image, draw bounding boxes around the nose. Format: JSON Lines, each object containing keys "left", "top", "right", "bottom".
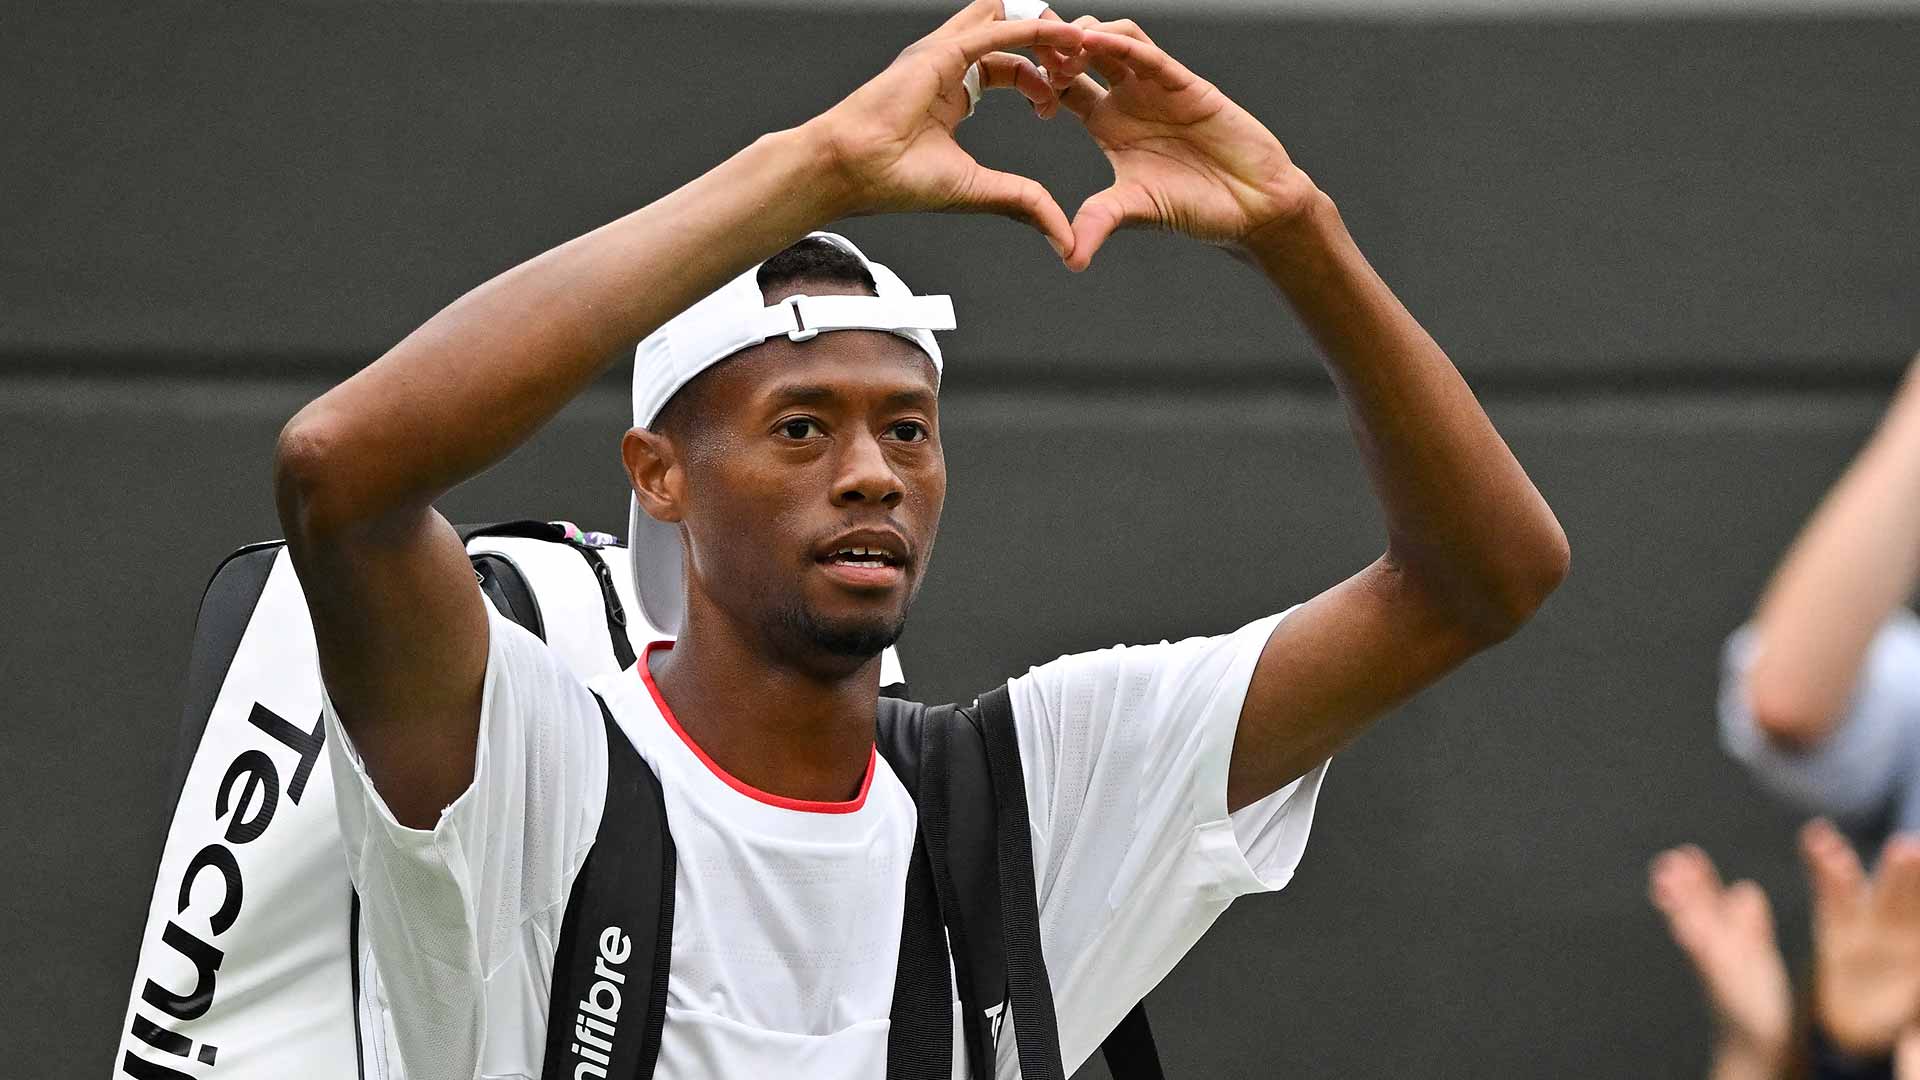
{"left": 831, "top": 429, "right": 903, "bottom": 509}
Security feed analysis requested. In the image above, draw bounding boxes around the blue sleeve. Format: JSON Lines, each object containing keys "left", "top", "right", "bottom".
{"left": 1718, "top": 612, "right": 1920, "bottom": 828}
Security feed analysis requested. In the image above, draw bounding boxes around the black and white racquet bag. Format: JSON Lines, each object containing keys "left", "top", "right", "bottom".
{"left": 115, "top": 521, "right": 1158, "bottom": 1080}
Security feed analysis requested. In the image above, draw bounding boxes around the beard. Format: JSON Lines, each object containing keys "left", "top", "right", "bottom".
{"left": 771, "top": 597, "right": 910, "bottom": 660}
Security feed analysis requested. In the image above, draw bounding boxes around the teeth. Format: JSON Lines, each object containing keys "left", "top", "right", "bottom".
{"left": 831, "top": 545, "right": 894, "bottom": 567}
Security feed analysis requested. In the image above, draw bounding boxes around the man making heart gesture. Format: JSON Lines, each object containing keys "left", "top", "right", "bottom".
{"left": 276, "top": 4, "right": 1568, "bottom": 1078}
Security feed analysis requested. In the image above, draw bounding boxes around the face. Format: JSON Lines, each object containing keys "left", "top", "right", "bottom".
{"left": 629, "top": 300, "right": 947, "bottom": 672}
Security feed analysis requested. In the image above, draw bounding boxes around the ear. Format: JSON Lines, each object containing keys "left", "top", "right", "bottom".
{"left": 622, "top": 426, "right": 686, "bottom": 526}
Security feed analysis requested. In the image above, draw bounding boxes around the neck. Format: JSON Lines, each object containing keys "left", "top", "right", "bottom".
{"left": 646, "top": 608, "right": 882, "bottom": 806}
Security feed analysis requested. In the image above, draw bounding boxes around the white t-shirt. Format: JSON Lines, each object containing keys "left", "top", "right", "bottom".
{"left": 326, "top": 603, "right": 1327, "bottom": 1080}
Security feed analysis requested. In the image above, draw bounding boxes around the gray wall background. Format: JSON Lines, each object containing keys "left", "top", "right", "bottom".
{"left": 6, "top": 2, "right": 1919, "bottom": 1076}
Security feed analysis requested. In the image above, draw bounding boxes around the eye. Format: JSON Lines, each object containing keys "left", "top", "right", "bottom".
{"left": 885, "top": 420, "right": 930, "bottom": 443}
{"left": 777, "top": 417, "right": 826, "bottom": 440}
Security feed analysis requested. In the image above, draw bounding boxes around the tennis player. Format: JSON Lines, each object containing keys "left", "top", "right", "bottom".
{"left": 274, "top": 4, "right": 1569, "bottom": 1077}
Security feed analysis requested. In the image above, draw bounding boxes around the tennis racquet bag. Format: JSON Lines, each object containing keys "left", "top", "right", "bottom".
{"left": 114, "top": 521, "right": 1154, "bottom": 1079}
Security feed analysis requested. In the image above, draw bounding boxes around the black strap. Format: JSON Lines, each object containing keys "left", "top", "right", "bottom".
{"left": 473, "top": 553, "right": 546, "bottom": 642}
{"left": 539, "top": 697, "right": 673, "bottom": 1080}
{"left": 918, "top": 707, "right": 997, "bottom": 1080}
{"left": 457, "top": 519, "right": 570, "bottom": 543}
{"left": 348, "top": 890, "right": 367, "bottom": 1080}
{"left": 879, "top": 699, "right": 1008, "bottom": 1079}
{"left": 974, "top": 685, "right": 1067, "bottom": 1080}
{"left": 1102, "top": 1003, "right": 1166, "bottom": 1080}
{"left": 885, "top": 691, "right": 1168, "bottom": 1079}
{"left": 570, "top": 544, "right": 637, "bottom": 669}
{"left": 885, "top": 834, "right": 954, "bottom": 1078}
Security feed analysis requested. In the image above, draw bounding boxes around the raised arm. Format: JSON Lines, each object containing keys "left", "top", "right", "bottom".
{"left": 1739, "top": 356, "right": 1920, "bottom": 749}
{"left": 1058, "top": 21, "right": 1569, "bottom": 810}
{"left": 275, "top": 4, "right": 1088, "bottom": 827}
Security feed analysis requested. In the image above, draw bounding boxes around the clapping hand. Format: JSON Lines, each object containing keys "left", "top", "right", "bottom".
{"left": 1803, "top": 819, "right": 1920, "bottom": 1058}
{"left": 1650, "top": 845, "right": 1793, "bottom": 1078}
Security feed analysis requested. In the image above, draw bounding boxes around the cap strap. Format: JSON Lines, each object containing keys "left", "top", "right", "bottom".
{"left": 751, "top": 294, "right": 956, "bottom": 344}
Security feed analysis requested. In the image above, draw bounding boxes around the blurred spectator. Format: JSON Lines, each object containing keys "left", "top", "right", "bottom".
{"left": 1651, "top": 821, "right": 1920, "bottom": 1079}
{"left": 1721, "top": 355, "right": 1920, "bottom": 842}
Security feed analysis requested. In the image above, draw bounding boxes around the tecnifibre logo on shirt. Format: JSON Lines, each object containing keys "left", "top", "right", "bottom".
{"left": 568, "top": 925, "right": 633, "bottom": 1077}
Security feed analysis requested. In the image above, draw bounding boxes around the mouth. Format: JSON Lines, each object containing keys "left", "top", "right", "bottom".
{"left": 814, "top": 533, "right": 909, "bottom": 590}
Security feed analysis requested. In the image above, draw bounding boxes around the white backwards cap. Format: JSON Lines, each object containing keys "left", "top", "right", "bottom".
{"left": 627, "top": 231, "right": 956, "bottom": 636}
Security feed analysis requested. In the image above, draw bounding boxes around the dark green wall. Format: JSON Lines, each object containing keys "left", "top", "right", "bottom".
{"left": 8, "top": 3, "right": 1917, "bottom": 376}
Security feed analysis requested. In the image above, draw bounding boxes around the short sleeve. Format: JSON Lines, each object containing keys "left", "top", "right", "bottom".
{"left": 1719, "top": 613, "right": 1920, "bottom": 829}
{"left": 1002, "top": 608, "right": 1327, "bottom": 1074}
{"left": 323, "top": 602, "right": 608, "bottom": 1080}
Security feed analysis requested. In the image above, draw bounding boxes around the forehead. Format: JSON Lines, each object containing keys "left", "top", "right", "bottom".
{"left": 702, "top": 330, "right": 940, "bottom": 412}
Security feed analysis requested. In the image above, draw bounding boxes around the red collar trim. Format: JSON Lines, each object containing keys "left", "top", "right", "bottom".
{"left": 637, "top": 641, "right": 876, "bottom": 815}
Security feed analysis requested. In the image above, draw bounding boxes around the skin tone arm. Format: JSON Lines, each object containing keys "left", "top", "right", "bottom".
{"left": 275, "top": 3, "right": 1090, "bottom": 828}
{"left": 1741, "top": 355, "right": 1920, "bottom": 749}
{"left": 1051, "top": 21, "right": 1571, "bottom": 811}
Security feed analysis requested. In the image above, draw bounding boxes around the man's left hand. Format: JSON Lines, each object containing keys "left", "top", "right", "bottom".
{"left": 1047, "top": 18, "right": 1324, "bottom": 270}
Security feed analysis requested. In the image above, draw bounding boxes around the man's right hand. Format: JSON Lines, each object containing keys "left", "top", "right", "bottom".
{"left": 804, "top": 0, "right": 1087, "bottom": 260}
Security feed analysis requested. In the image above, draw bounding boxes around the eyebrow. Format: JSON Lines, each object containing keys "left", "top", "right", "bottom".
{"left": 766, "top": 384, "right": 936, "bottom": 412}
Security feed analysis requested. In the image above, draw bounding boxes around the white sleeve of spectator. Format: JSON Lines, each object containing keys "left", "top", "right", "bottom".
{"left": 1719, "top": 612, "right": 1920, "bottom": 827}
{"left": 1002, "top": 607, "right": 1328, "bottom": 1075}
{"left": 322, "top": 602, "right": 608, "bottom": 1080}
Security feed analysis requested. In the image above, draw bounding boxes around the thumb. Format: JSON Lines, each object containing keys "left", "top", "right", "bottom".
{"left": 1066, "top": 183, "right": 1154, "bottom": 272}
{"left": 957, "top": 164, "right": 1074, "bottom": 261}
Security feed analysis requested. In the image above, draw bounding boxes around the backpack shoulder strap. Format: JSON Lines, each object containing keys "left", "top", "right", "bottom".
{"left": 883, "top": 686, "right": 1166, "bottom": 1080}
{"left": 540, "top": 695, "right": 673, "bottom": 1080}
{"left": 968, "top": 684, "right": 1067, "bottom": 1080}
{"left": 876, "top": 700, "right": 961, "bottom": 1077}
{"left": 877, "top": 698, "right": 1007, "bottom": 1025}
{"left": 1099, "top": 1004, "right": 1166, "bottom": 1080}
{"left": 880, "top": 699, "right": 1002, "bottom": 1080}
{"left": 971, "top": 685, "right": 1166, "bottom": 1080}
{"left": 874, "top": 695, "right": 924, "bottom": 795}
